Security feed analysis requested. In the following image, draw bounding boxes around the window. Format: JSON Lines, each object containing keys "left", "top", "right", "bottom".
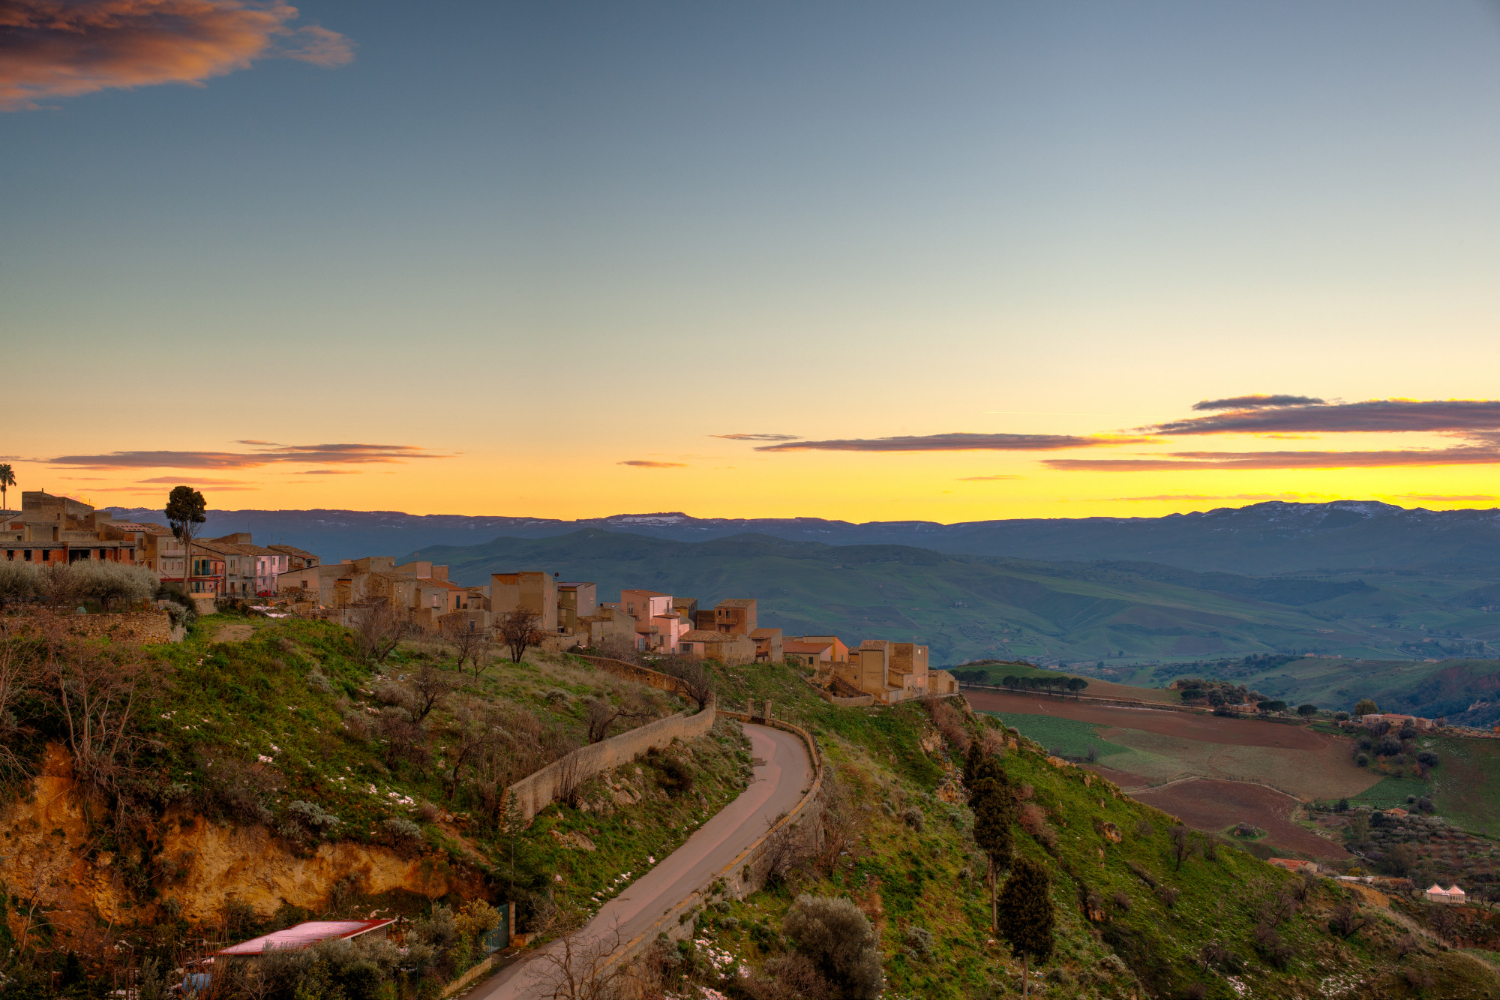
{"left": 24, "top": 550, "right": 31, "bottom": 561}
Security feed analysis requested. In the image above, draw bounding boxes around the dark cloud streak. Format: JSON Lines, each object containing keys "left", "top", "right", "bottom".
{"left": 48, "top": 443, "right": 445, "bottom": 469}
{"left": 1154, "top": 399, "right": 1500, "bottom": 436}
{"left": 756, "top": 433, "right": 1143, "bottom": 453}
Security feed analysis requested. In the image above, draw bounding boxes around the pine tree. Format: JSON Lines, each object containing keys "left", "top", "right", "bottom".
{"left": 970, "top": 762, "right": 1014, "bottom": 932}
{"left": 997, "top": 856, "right": 1055, "bottom": 999}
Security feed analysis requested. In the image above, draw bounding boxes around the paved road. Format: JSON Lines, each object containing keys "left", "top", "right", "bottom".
{"left": 474, "top": 723, "right": 813, "bottom": 999}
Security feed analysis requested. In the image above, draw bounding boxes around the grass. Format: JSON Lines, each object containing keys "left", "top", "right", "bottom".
{"left": 1430, "top": 736, "right": 1500, "bottom": 836}
{"left": 683, "top": 693, "right": 1500, "bottom": 999}
{"left": 1351, "top": 775, "right": 1434, "bottom": 809}
{"left": 17, "top": 611, "right": 753, "bottom": 944}
{"left": 977, "top": 711, "right": 1132, "bottom": 760}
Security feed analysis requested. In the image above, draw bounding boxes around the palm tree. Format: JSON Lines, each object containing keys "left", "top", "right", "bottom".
{"left": 0, "top": 464, "right": 14, "bottom": 517}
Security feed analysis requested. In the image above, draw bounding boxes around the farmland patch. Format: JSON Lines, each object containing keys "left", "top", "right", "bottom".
{"left": 1132, "top": 779, "right": 1350, "bottom": 861}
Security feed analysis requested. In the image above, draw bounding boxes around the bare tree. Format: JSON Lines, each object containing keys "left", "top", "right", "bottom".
{"left": 534, "top": 923, "right": 632, "bottom": 1000}
{"left": 1169, "top": 824, "right": 1193, "bottom": 872}
{"left": 373, "top": 708, "right": 431, "bottom": 772}
{"left": 554, "top": 750, "right": 587, "bottom": 809}
{"left": 37, "top": 624, "right": 162, "bottom": 803}
{"left": 583, "top": 696, "right": 649, "bottom": 744}
{"left": 444, "top": 619, "right": 491, "bottom": 679}
{"left": 442, "top": 696, "right": 503, "bottom": 800}
{"left": 497, "top": 609, "right": 547, "bottom": 663}
{"left": 0, "top": 639, "right": 40, "bottom": 780}
{"left": 351, "top": 600, "right": 416, "bottom": 664}
{"left": 656, "top": 655, "right": 713, "bottom": 710}
{"left": 759, "top": 813, "right": 814, "bottom": 888}
{"left": 408, "top": 662, "right": 457, "bottom": 723}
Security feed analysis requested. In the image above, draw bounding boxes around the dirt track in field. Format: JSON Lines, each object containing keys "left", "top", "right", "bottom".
{"left": 1131, "top": 779, "right": 1351, "bottom": 860}
{"left": 965, "top": 690, "right": 1329, "bottom": 750}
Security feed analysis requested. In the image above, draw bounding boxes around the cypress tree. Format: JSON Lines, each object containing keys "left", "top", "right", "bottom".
{"left": 963, "top": 740, "right": 984, "bottom": 798}
{"left": 970, "top": 763, "right": 1014, "bottom": 932}
{"left": 997, "top": 856, "right": 1055, "bottom": 999}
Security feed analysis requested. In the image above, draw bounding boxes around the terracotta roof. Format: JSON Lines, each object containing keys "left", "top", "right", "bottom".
{"left": 268, "top": 544, "right": 317, "bottom": 557}
{"left": 783, "top": 640, "right": 830, "bottom": 655}
{"left": 750, "top": 628, "right": 782, "bottom": 638}
{"left": 716, "top": 598, "right": 756, "bottom": 608}
{"left": 680, "top": 629, "right": 749, "bottom": 642}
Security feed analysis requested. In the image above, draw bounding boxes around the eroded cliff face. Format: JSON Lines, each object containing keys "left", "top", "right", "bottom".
{"left": 1, "top": 745, "right": 485, "bottom": 947}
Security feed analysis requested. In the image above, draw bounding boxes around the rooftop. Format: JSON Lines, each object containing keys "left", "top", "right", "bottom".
{"left": 216, "top": 919, "right": 394, "bottom": 956}
{"left": 716, "top": 598, "right": 756, "bottom": 608}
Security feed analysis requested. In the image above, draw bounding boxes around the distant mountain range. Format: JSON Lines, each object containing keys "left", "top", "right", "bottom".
{"left": 398, "top": 529, "right": 1500, "bottom": 667}
{"left": 104, "top": 500, "right": 1500, "bottom": 575}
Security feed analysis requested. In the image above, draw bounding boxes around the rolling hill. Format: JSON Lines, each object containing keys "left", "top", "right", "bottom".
{"left": 106, "top": 500, "right": 1500, "bottom": 575}
{"left": 402, "top": 529, "right": 1500, "bottom": 667}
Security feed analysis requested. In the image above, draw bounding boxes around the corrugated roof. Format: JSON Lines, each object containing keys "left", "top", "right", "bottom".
{"left": 216, "top": 919, "right": 394, "bottom": 956}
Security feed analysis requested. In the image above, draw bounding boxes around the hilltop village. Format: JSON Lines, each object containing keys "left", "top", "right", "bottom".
{"left": 0, "top": 489, "right": 955, "bottom": 706}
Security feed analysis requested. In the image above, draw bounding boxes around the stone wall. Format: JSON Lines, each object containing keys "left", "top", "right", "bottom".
{"left": 7, "top": 609, "right": 180, "bottom": 644}
{"left": 503, "top": 658, "right": 716, "bottom": 825}
{"left": 578, "top": 654, "right": 699, "bottom": 699}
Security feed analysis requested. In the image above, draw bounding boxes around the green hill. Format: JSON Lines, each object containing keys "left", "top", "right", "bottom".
{"left": 406, "top": 529, "right": 1500, "bottom": 667}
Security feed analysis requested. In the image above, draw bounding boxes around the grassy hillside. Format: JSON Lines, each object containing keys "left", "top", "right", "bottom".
{"left": 651, "top": 667, "right": 1500, "bottom": 999}
{"left": 406, "top": 529, "right": 1500, "bottom": 667}
{"left": 0, "top": 612, "right": 753, "bottom": 986}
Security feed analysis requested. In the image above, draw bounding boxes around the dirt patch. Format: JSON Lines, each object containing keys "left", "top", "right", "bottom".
{"left": 966, "top": 690, "right": 1331, "bottom": 750}
{"left": 1130, "top": 779, "right": 1350, "bottom": 861}
{"left": 213, "top": 621, "right": 256, "bottom": 642}
{"left": 1083, "top": 764, "right": 1153, "bottom": 789}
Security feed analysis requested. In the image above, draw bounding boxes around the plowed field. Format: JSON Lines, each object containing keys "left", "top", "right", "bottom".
{"left": 1132, "top": 779, "right": 1350, "bottom": 861}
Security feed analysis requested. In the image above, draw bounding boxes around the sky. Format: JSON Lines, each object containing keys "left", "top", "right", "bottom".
{"left": 5, "top": 1, "right": 1500, "bottom": 523}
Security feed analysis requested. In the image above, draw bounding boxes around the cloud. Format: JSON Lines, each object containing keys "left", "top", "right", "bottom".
{"left": 618, "top": 460, "right": 686, "bottom": 468}
{"left": 1046, "top": 446, "right": 1500, "bottom": 471}
{"left": 957, "top": 474, "right": 1024, "bottom": 481}
{"left": 0, "top": 0, "right": 353, "bottom": 111}
{"left": 48, "top": 442, "right": 445, "bottom": 469}
{"left": 294, "top": 470, "right": 357, "bottom": 475}
{"left": 1151, "top": 399, "right": 1500, "bottom": 437}
{"left": 711, "top": 433, "right": 800, "bottom": 442}
{"left": 1191, "top": 394, "right": 1325, "bottom": 411}
{"left": 756, "top": 433, "right": 1143, "bottom": 453}
{"left": 136, "top": 475, "right": 253, "bottom": 485}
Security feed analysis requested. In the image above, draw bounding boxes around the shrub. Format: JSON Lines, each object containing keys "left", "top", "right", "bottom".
{"left": 1417, "top": 750, "right": 1440, "bottom": 768}
{"left": 1112, "top": 890, "right": 1132, "bottom": 912}
{"left": 782, "top": 894, "right": 883, "bottom": 1000}
{"left": 203, "top": 754, "right": 282, "bottom": 826}
{"left": 1417, "top": 797, "right": 1435, "bottom": 814}
{"left": 1156, "top": 886, "right": 1179, "bottom": 909}
{"left": 901, "top": 806, "right": 925, "bottom": 832}
{"left": 1355, "top": 753, "right": 1369, "bottom": 767}
{"left": 1134, "top": 817, "right": 1155, "bottom": 839}
{"left": 383, "top": 817, "right": 423, "bottom": 841}
{"left": 903, "top": 925, "right": 934, "bottom": 962}
{"left": 67, "top": 560, "right": 159, "bottom": 612}
{"left": 1297, "top": 703, "right": 1318, "bottom": 717}
{"left": 307, "top": 669, "right": 334, "bottom": 694}
{"left": 1334, "top": 711, "right": 1349, "bottom": 721}
{"left": 287, "top": 800, "right": 342, "bottom": 830}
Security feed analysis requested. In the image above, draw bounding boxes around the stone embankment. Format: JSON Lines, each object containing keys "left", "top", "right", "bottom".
{"left": 502, "top": 656, "right": 717, "bottom": 825}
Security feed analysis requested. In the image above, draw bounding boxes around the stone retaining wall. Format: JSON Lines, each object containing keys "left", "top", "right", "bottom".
{"left": 6, "top": 609, "right": 180, "bottom": 644}
{"left": 503, "top": 657, "right": 716, "bottom": 825}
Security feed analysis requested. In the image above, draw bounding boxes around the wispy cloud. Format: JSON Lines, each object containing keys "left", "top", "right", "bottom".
{"left": 1047, "top": 446, "right": 1500, "bottom": 471}
{"left": 1191, "top": 394, "right": 1325, "bottom": 411}
{"left": 48, "top": 442, "right": 445, "bottom": 469}
{"left": 711, "top": 433, "right": 800, "bottom": 442}
{"left": 0, "top": 0, "right": 353, "bottom": 111}
{"left": 619, "top": 460, "right": 686, "bottom": 468}
{"left": 136, "top": 475, "right": 254, "bottom": 485}
{"left": 1151, "top": 399, "right": 1500, "bottom": 437}
{"left": 757, "top": 433, "right": 1144, "bottom": 453}
{"left": 957, "top": 474, "right": 1024, "bottom": 481}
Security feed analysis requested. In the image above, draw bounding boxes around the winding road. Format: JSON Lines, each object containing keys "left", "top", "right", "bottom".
{"left": 473, "top": 723, "right": 813, "bottom": 1000}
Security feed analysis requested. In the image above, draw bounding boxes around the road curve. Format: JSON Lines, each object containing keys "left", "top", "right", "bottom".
{"left": 473, "top": 723, "right": 813, "bottom": 1000}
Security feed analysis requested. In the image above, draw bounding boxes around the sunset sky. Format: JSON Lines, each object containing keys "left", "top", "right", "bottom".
{"left": 5, "top": 1, "right": 1500, "bottom": 522}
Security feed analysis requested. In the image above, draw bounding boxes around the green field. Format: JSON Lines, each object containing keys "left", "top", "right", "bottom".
{"left": 1349, "top": 775, "right": 1433, "bottom": 809}
{"left": 980, "top": 710, "right": 1131, "bottom": 760}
